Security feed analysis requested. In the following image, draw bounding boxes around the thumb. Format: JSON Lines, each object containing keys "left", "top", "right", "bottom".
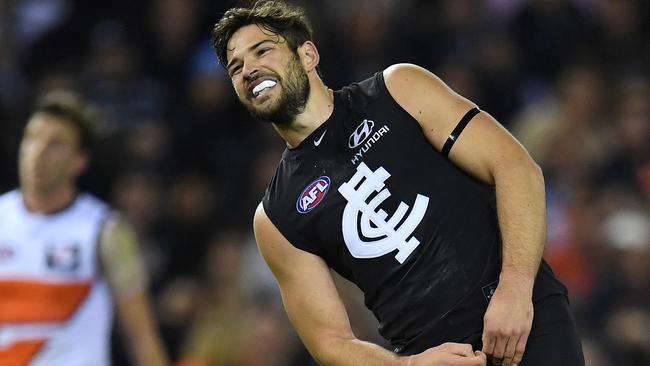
{"left": 441, "top": 343, "right": 474, "bottom": 357}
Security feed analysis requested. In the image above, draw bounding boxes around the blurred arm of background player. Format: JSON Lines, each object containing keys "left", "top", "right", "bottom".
{"left": 99, "top": 212, "right": 171, "bottom": 366}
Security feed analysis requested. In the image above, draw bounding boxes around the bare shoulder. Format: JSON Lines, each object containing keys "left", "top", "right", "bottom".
{"left": 383, "top": 63, "right": 432, "bottom": 85}
{"left": 252, "top": 202, "right": 278, "bottom": 251}
{"left": 98, "top": 212, "right": 147, "bottom": 297}
{"left": 99, "top": 212, "right": 137, "bottom": 257}
{"left": 382, "top": 63, "right": 454, "bottom": 100}
{"left": 252, "top": 202, "right": 320, "bottom": 278}
{"left": 382, "top": 63, "right": 476, "bottom": 150}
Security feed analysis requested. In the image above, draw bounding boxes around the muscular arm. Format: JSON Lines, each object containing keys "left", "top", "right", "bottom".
{"left": 99, "top": 214, "right": 170, "bottom": 366}
{"left": 384, "top": 63, "right": 545, "bottom": 366}
{"left": 253, "top": 204, "right": 485, "bottom": 366}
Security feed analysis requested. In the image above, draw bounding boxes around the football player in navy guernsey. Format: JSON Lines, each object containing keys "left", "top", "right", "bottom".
{"left": 212, "top": 2, "right": 584, "bottom": 366}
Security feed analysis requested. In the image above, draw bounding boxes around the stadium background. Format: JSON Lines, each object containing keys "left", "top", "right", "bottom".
{"left": 0, "top": 0, "right": 648, "bottom": 365}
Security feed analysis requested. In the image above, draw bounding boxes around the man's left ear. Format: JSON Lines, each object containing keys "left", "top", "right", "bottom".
{"left": 299, "top": 41, "right": 320, "bottom": 73}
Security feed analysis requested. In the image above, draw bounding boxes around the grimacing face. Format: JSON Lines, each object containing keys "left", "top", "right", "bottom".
{"left": 19, "top": 113, "right": 87, "bottom": 195}
{"left": 226, "top": 24, "right": 310, "bottom": 125}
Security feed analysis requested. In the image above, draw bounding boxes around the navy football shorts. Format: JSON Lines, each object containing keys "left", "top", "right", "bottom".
{"left": 464, "top": 294, "right": 585, "bottom": 366}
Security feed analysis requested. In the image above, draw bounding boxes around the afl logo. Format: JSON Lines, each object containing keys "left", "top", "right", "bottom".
{"left": 296, "top": 176, "right": 330, "bottom": 214}
{"left": 349, "top": 119, "right": 375, "bottom": 148}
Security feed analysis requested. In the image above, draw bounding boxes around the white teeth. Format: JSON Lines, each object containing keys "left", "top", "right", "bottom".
{"left": 252, "top": 80, "right": 277, "bottom": 97}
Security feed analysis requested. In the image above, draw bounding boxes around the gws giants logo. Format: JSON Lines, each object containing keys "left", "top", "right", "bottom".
{"left": 338, "top": 163, "right": 429, "bottom": 263}
{"left": 46, "top": 244, "right": 81, "bottom": 272}
{"left": 296, "top": 176, "right": 331, "bottom": 214}
{"left": 349, "top": 119, "right": 375, "bottom": 148}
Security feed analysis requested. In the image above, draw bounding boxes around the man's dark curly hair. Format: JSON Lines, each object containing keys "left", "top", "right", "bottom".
{"left": 212, "top": 1, "right": 315, "bottom": 70}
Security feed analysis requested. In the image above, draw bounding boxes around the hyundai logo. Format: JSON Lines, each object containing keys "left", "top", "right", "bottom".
{"left": 349, "top": 119, "right": 375, "bottom": 148}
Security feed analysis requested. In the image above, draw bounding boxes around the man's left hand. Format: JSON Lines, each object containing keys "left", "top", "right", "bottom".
{"left": 481, "top": 282, "right": 533, "bottom": 366}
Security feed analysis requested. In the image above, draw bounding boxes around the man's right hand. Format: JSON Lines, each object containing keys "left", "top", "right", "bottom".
{"left": 406, "top": 343, "right": 487, "bottom": 366}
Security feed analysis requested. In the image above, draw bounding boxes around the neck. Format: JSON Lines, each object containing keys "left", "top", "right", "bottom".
{"left": 272, "top": 76, "right": 334, "bottom": 148}
{"left": 22, "top": 185, "right": 77, "bottom": 215}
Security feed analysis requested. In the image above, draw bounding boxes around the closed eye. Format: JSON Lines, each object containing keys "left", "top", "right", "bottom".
{"left": 257, "top": 47, "right": 272, "bottom": 57}
{"left": 229, "top": 64, "right": 242, "bottom": 76}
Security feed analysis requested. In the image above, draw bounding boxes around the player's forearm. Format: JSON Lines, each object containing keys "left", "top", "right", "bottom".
{"left": 128, "top": 310, "right": 170, "bottom": 366}
{"left": 493, "top": 157, "right": 546, "bottom": 293}
{"left": 130, "top": 333, "right": 170, "bottom": 366}
{"left": 132, "top": 338, "right": 170, "bottom": 366}
{"left": 116, "top": 293, "right": 170, "bottom": 366}
{"left": 312, "top": 336, "right": 408, "bottom": 366}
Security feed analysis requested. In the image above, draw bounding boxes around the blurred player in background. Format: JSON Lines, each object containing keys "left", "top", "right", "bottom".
{"left": 0, "top": 92, "right": 169, "bottom": 366}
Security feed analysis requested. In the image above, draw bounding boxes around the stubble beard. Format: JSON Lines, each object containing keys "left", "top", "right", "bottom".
{"left": 19, "top": 155, "right": 72, "bottom": 197}
{"left": 244, "top": 55, "right": 310, "bottom": 126}
{"left": 19, "top": 168, "right": 64, "bottom": 197}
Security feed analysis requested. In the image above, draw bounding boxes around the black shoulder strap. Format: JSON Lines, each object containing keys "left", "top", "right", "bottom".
{"left": 441, "top": 107, "right": 481, "bottom": 158}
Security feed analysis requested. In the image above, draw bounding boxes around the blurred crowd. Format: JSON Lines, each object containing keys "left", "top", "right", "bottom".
{"left": 0, "top": 0, "right": 648, "bottom": 365}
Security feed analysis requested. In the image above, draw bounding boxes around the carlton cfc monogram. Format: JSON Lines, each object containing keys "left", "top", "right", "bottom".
{"left": 338, "top": 163, "right": 429, "bottom": 263}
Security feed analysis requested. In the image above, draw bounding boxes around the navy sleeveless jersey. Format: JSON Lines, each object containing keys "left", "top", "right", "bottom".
{"left": 262, "top": 72, "right": 567, "bottom": 354}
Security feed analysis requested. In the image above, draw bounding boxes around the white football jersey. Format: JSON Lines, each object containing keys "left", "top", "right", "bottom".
{"left": 0, "top": 190, "right": 113, "bottom": 366}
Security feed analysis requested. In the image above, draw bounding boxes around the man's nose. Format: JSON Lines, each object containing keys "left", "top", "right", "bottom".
{"left": 242, "top": 60, "right": 260, "bottom": 81}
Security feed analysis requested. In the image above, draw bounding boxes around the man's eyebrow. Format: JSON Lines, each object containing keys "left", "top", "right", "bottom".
{"left": 227, "top": 39, "right": 276, "bottom": 70}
